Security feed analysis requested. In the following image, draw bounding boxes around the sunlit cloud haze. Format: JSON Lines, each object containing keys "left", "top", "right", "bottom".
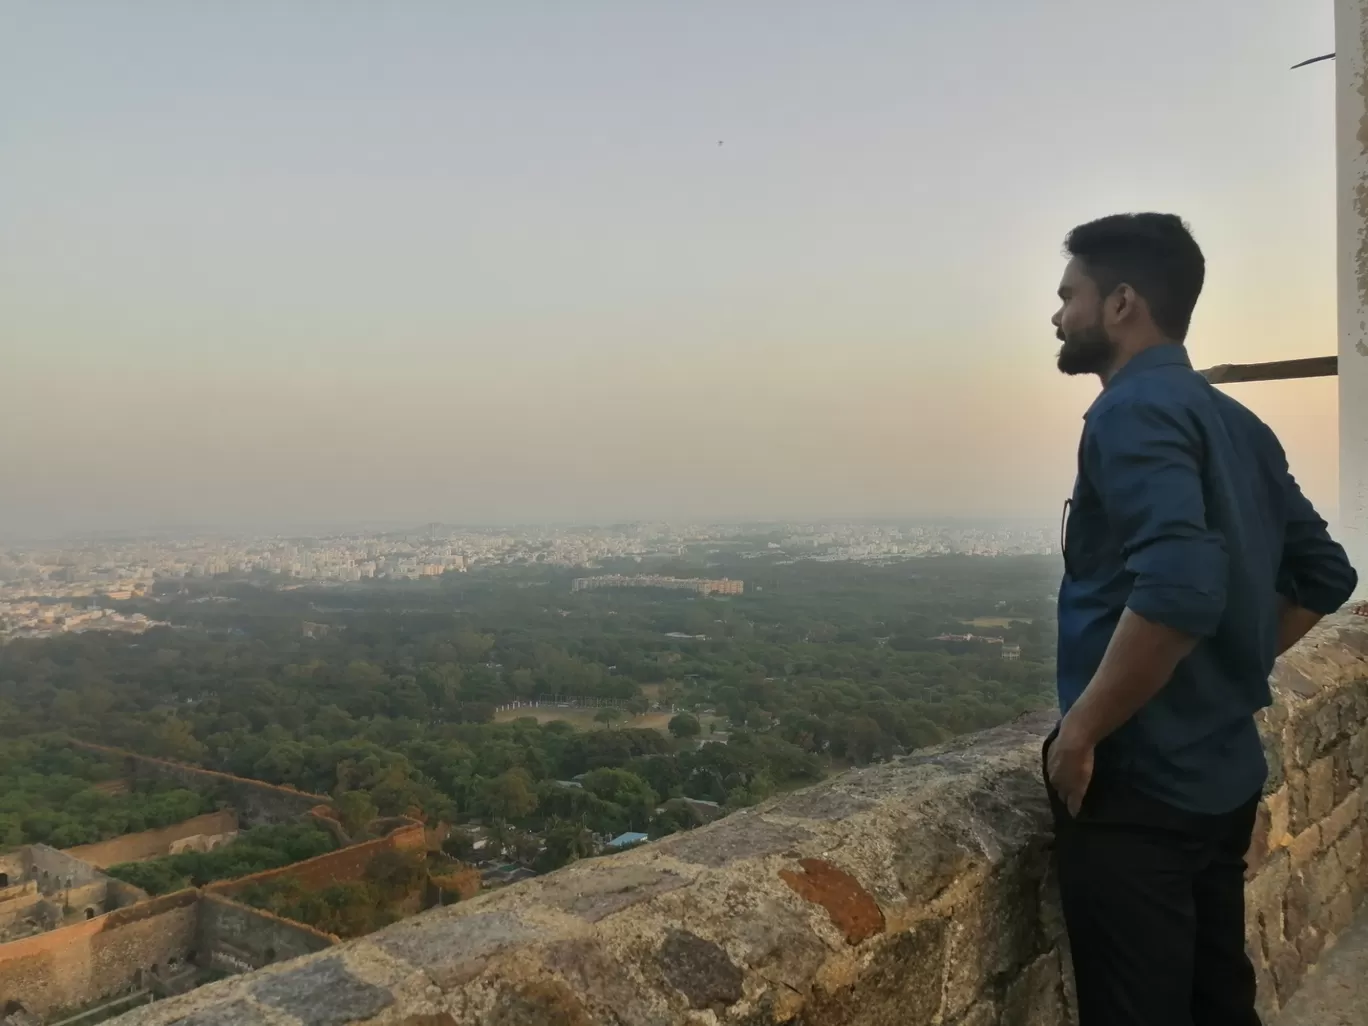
{"left": 0, "top": 1, "right": 1340, "bottom": 536}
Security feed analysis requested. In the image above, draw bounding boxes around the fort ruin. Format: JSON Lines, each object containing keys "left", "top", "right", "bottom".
{"left": 0, "top": 748, "right": 441, "bottom": 1025}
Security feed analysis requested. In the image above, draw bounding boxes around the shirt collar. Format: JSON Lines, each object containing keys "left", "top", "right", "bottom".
{"left": 1105, "top": 343, "right": 1192, "bottom": 389}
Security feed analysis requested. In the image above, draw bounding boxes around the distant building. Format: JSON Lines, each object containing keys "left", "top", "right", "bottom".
{"left": 571, "top": 575, "right": 743, "bottom": 596}
{"left": 605, "top": 832, "right": 649, "bottom": 850}
{"left": 1002, "top": 644, "right": 1022, "bottom": 661}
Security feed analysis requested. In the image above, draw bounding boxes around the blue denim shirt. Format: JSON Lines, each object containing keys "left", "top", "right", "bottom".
{"left": 1058, "top": 345, "right": 1357, "bottom": 814}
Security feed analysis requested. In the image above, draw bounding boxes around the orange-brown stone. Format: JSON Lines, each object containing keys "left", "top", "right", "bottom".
{"left": 779, "top": 858, "right": 884, "bottom": 945}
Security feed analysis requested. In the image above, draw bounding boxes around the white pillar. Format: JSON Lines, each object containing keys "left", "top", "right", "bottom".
{"left": 1338, "top": 0, "right": 1368, "bottom": 594}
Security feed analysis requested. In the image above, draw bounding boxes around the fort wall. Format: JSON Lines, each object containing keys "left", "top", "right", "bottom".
{"left": 0, "top": 890, "right": 198, "bottom": 1020}
{"left": 205, "top": 821, "right": 426, "bottom": 901}
{"left": 196, "top": 894, "right": 335, "bottom": 977}
{"left": 23, "top": 847, "right": 105, "bottom": 892}
{"left": 103, "top": 613, "right": 1368, "bottom": 1026}
{"left": 65, "top": 741, "right": 329, "bottom": 826}
{"left": 63, "top": 812, "right": 239, "bottom": 869}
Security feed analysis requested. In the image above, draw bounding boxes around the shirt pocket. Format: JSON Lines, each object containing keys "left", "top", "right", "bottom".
{"left": 1063, "top": 489, "right": 1111, "bottom": 581}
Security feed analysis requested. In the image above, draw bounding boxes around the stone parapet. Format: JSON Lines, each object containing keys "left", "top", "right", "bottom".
{"left": 1246, "top": 612, "right": 1368, "bottom": 1014}
{"left": 108, "top": 613, "right": 1368, "bottom": 1026}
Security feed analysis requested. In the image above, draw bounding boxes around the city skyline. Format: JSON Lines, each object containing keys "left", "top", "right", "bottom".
{"left": 2, "top": 2, "right": 1341, "bottom": 535}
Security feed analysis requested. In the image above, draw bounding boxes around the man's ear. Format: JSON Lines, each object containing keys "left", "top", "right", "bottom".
{"left": 1106, "top": 283, "right": 1140, "bottom": 327}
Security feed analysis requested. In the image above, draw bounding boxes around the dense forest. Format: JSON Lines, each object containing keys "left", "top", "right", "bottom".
{"left": 0, "top": 739, "right": 211, "bottom": 850}
{"left": 0, "top": 553, "right": 1057, "bottom": 867}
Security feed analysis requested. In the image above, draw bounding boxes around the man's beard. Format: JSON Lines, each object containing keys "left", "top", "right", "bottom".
{"left": 1056, "top": 323, "right": 1115, "bottom": 376}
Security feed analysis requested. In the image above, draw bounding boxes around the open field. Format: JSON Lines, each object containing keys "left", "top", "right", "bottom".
{"left": 492, "top": 707, "right": 674, "bottom": 733}
{"left": 962, "top": 616, "right": 1033, "bottom": 629}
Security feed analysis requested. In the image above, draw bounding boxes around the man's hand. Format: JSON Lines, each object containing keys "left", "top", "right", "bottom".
{"left": 1051, "top": 609, "right": 1199, "bottom": 817}
{"left": 1048, "top": 725, "right": 1095, "bottom": 817}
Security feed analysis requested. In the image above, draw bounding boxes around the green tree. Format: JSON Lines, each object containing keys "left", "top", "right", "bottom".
{"left": 594, "top": 708, "right": 624, "bottom": 727}
{"left": 537, "top": 820, "right": 598, "bottom": 872}
{"left": 441, "top": 828, "right": 476, "bottom": 862}
{"left": 335, "top": 790, "right": 378, "bottom": 838}
{"left": 480, "top": 767, "right": 538, "bottom": 823}
{"left": 668, "top": 713, "right": 701, "bottom": 739}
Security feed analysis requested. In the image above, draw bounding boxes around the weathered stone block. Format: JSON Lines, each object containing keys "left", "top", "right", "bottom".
{"left": 1271, "top": 661, "right": 1321, "bottom": 702}
{"left": 1252, "top": 958, "right": 1278, "bottom": 1024}
{"left": 1287, "top": 769, "right": 1311, "bottom": 836}
{"left": 1362, "top": 819, "right": 1368, "bottom": 892}
{"left": 166, "top": 1001, "right": 266, "bottom": 1026}
{"left": 999, "top": 949, "right": 1065, "bottom": 1026}
{"left": 779, "top": 858, "right": 885, "bottom": 945}
{"left": 1283, "top": 875, "right": 1310, "bottom": 946}
{"left": 1328, "top": 887, "right": 1355, "bottom": 937}
{"left": 1037, "top": 862, "right": 1065, "bottom": 948}
{"left": 1245, "top": 852, "right": 1290, "bottom": 957}
{"left": 1262, "top": 726, "right": 1286, "bottom": 794}
{"left": 1246, "top": 804, "right": 1271, "bottom": 876}
{"left": 1347, "top": 728, "right": 1368, "bottom": 784}
{"left": 891, "top": 823, "right": 979, "bottom": 907}
{"left": 1295, "top": 925, "right": 1325, "bottom": 966}
{"left": 1288, "top": 825, "right": 1322, "bottom": 869}
{"left": 1308, "top": 756, "right": 1336, "bottom": 823}
{"left": 770, "top": 784, "right": 877, "bottom": 822}
{"left": 1306, "top": 852, "right": 1347, "bottom": 923}
{"left": 249, "top": 956, "right": 395, "bottom": 1026}
{"left": 1269, "top": 940, "right": 1306, "bottom": 1009}
{"left": 487, "top": 979, "right": 593, "bottom": 1026}
{"left": 1339, "top": 826, "right": 1366, "bottom": 903}
{"left": 1289, "top": 717, "right": 1321, "bottom": 769}
{"left": 656, "top": 930, "right": 743, "bottom": 1012}
{"left": 1313, "top": 701, "right": 1342, "bottom": 759}
{"left": 940, "top": 858, "right": 1045, "bottom": 1021}
{"left": 1322, "top": 790, "right": 1360, "bottom": 846}
{"left": 541, "top": 864, "right": 689, "bottom": 923}
{"left": 660, "top": 814, "right": 812, "bottom": 868}
{"left": 1334, "top": 747, "right": 1355, "bottom": 805}
{"left": 540, "top": 939, "right": 669, "bottom": 1026}
{"left": 1265, "top": 786, "right": 1291, "bottom": 851}
{"left": 798, "top": 919, "right": 948, "bottom": 1026}
{"left": 372, "top": 910, "right": 544, "bottom": 989}
{"left": 948, "top": 1001, "right": 998, "bottom": 1026}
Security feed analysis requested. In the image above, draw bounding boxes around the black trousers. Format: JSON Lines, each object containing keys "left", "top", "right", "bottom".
{"left": 1044, "top": 733, "right": 1263, "bottom": 1026}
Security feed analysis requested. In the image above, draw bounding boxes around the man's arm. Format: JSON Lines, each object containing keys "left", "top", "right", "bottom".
{"left": 1051, "top": 398, "right": 1226, "bottom": 810}
{"left": 1276, "top": 459, "right": 1357, "bottom": 651}
{"left": 1060, "top": 607, "right": 1198, "bottom": 753}
{"left": 1277, "top": 597, "right": 1323, "bottom": 656}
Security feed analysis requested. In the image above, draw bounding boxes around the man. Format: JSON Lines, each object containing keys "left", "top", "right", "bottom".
{"left": 1047, "top": 212, "right": 1358, "bottom": 1025}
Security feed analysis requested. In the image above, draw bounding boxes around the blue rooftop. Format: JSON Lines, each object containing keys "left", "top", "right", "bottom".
{"left": 605, "top": 831, "right": 649, "bottom": 849}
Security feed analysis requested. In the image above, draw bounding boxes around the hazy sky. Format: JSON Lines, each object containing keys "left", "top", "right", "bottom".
{"left": 0, "top": 1, "right": 1342, "bottom": 535}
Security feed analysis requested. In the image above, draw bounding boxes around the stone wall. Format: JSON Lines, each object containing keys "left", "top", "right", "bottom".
{"left": 204, "top": 820, "right": 426, "bottom": 901}
{"left": 0, "top": 885, "right": 45, "bottom": 934}
{"left": 64, "top": 811, "right": 240, "bottom": 869}
{"left": 106, "top": 613, "right": 1368, "bottom": 1026}
{"left": 197, "top": 894, "right": 336, "bottom": 976}
{"left": 65, "top": 741, "right": 330, "bottom": 826}
{"left": 24, "top": 846, "right": 106, "bottom": 892}
{"left": 1243, "top": 611, "right": 1368, "bottom": 1014}
{"left": 0, "top": 847, "right": 137, "bottom": 937}
{"left": 0, "top": 854, "right": 28, "bottom": 888}
{"left": 0, "top": 890, "right": 199, "bottom": 1020}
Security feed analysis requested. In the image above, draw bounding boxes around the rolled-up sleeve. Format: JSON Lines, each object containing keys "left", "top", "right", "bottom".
{"left": 1278, "top": 463, "right": 1358, "bottom": 614}
{"left": 1085, "top": 399, "right": 1229, "bottom": 637}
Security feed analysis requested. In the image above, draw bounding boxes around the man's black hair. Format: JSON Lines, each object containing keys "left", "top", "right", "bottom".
{"left": 1064, "top": 213, "right": 1206, "bottom": 341}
